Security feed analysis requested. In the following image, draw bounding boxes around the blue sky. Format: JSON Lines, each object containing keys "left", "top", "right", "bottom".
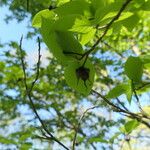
{"left": 0, "top": 6, "right": 53, "bottom": 149}
{"left": 0, "top": 5, "right": 50, "bottom": 66}
{"left": 0, "top": 6, "right": 34, "bottom": 49}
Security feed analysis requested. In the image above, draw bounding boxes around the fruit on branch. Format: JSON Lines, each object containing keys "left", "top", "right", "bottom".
{"left": 76, "top": 66, "right": 91, "bottom": 88}
{"left": 64, "top": 60, "right": 95, "bottom": 95}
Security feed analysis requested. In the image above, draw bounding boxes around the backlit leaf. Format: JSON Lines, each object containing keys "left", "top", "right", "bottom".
{"left": 32, "top": 9, "right": 55, "bottom": 28}
{"left": 40, "top": 18, "right": 83, "bottom": 65}
{"left": 124, "top": 119, "right": 140, "bottom": 133}
{"left": 124, "top": 56, "right": 143, "bottom": 82}
{"left": 106, "top": 82, "right": 132, "bottom": 103}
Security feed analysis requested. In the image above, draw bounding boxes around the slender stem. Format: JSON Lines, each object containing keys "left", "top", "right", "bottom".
{"left": 136, "top": 82, "right": 150, "bottom": 90}
{"left": 81, "top": 0, "right": 132, "bottom": 59}
{"left": 116, "top": 98, "right": 129, "bottom": 111}
{"left": 132, "top": 81, "right": 149, "bottom": 117}
{"left": 19, "top": 36, "right": 69, "bottom": 150}
{"left": 63, "top": 51, "right": 83, "bottom": 56}
{"left": 72, "top": 106, "right": 98, "bottom": 150}
{"left": 27, "top": 0, "right": 29, "bottom": 11}
{"left": 92, "top": 89, "right": 150, "bottom": 129}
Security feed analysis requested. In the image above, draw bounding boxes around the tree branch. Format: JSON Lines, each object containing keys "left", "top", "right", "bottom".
{"left": 91, "top": 89, "right": 150, "bottom": 129}
{"left": 19, "top": 36, "right": 69, "bottom": 150}
{"left": 27, "top": 0, "right": 29, "bottom": 11}
{"left": 81, "top": 0, "right": 132, "bottom": 59}
{"left": 116, "top": 97, "right": 129, "bottom": 112}
{"left": 132, "top": 81, "right": 150, "bottom": 118}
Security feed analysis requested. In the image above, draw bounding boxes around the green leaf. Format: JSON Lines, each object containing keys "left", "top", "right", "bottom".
{"left": 53, "top": 15, "right": 92, "bottom": 33}
{"left": 55, "top": 31, "right": 83, "bottom": 54}
{"left": 40, "top": 18, "right": 83, "bottom": 65}
{"left": 144, "top": 63, "right": 150, "bottom": 71}
{"left": 109, "top": 132, "right": 121, "bottom": 143}
{"left": 106, "top": 83, "right": 132, "bottom": 103}
{"left": 20, "top": 143, "right": 32, "bottom": 150}
{"left": 91, "top": 0, "right": 110, "bottom": 12}
{"left": 124, "top": 56, "right": 143, "bottom": 82}
{"left": 54, "top": 0, "right": 92, "bottom": 18}
{"left": 135, "top": 81, "right": 150, "bottom": 94}
{"left": 40, "top": 19, "right": 65, "bottom": 62}
{"left": 140, "top": 54, "right": 150, "bottom": 70}
{"left": 93, "top": 1, "right": 124, "bottom": 25}
{"left": 19, "top": 133, "right": 31, "bottom": 141}
{"left": 57, "top": 0, "right": 70, "bottom": 6}
{"left": 101, "top": 12, "right": 133, "bottom": 25}
{"left": 106, "top": 84, "right": 128, "bottom": 99}
{"left": 32, "top": 9, "right": 55, "bottom": 28}
{"left": 116, "top": 12, "right": 133, "bottom": 22}
{"left": 0, "top": 61, "right": 5, "bottom": 71}
{"left": 124, "top": 119, "right": 140, "bottom": 133}
{"left": 122, "top": 14, "right": 140, "bottom": 32}
{"left": 140, "top": 54, "right": 150, "bottom": 64}
{"left": 79, "top": 28, "right": 96, "bottom": 45}
{"left": 77, "top": 135, "right": 84, "bottom": 143}
{"left": 0, "top": 136, "right": 17, "bottom": 144}
{"left": 112, "top": 22, "right": 122, "bottom": 34}
{"left": 69, "top": 16, "right": 92, "bottom": 33}
{"left": 141, "top": 0, "right": 150, "bottom": 11}
{"left": 64, "top": 59, "right": 95, "bottom": 95}
{"left": 125, "top": 81, "right": 133, "bottom": 103}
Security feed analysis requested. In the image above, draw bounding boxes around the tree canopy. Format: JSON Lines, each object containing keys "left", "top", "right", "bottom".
{"left": 0, "top": 0, "right": 150, "bottom": 150}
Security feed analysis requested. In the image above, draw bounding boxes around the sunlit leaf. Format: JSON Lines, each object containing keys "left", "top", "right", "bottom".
{"left": 0, "top": 136, "right": 17, "bottom": 144}
{"left": 40, "top": 18, "right": 83, "bottom": 65}
{"left": 140, "top": 54, "right": 150, "bottom": 64}
{"left": 79, "top": 28, "right": 96, "bottom": 45}
{"left": 141, "top": 0, "right": 150, "bottom": 11}
{"left": 106, "top": 82, "right": 132, "bottom": 103}
{"left": 124, "top": 119, "right": 140, "bottom": 133}
{"left": 123, "top": 14, "right": 140, "bottom": 31}
{"left": 54, "top": 0, "right": 92, "bottom": 18}
{"left": 53, "top": 15, "right": 92, "bottom": 33}
{"left": 124, "top": 56, "right": 143, "bottom": 82}
{"left": 20, "top": 143, "right": 32, "bottom": 150}
{"left": 32, "top": 9, "right": 55, "bottom": 28}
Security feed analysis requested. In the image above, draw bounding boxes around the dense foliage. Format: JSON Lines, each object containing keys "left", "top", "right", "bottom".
{"left": 0, "top": 0, "right": 150, "bottom": 150}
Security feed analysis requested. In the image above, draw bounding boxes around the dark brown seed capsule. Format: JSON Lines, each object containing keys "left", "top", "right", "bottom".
{"left": 76, "top": 66, "right": 90, "bottom": 88}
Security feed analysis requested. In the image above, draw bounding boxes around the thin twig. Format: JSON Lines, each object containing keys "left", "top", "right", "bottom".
{"left": 92, "top": 89, "right": 150, "bottom": 129}
{"left": 136, "top": 82, "right": 150, "bottom": 90}
{"left": 63, "top": 51, "right": 83, "bottom": 56}
{"left": 30, "top": 37, "right": 41, "bottom": 92}
{"left": 27, "top": 0, "right": 29, "bottom": 11}
{"left": 92, "top": 89, "right": 131, "bottom": 114}
{"left": 35, "top": 135, "right": 51, "bottom": 141}
{"left": 81, "top": 0, "right": 132, "bottom": 59}
{"left": 116, "top": 98, "right": 129, "bottom": 111}
{"left": 133, "top": 89, "right": 145, "bottom": 114}
{"left": 19, "top": 36, "right": 69, "bottom": 150}
{"left": 131, "top": 135, "right": 150, "bottom": 139}
{"left": 72, "top": 106, "right": 98, "bottom": 150}
{"left": 132, "top": 81, "right": 149, "bottom": 117}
